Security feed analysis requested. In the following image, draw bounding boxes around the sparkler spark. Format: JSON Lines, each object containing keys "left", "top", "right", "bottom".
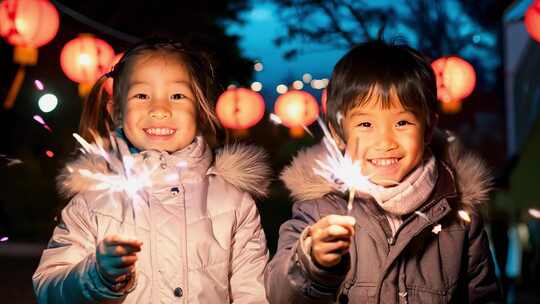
{"left": 33, "top": 115, "right": 52, "bottom": 132}
{"left": 269, "top": 113, "right": 282, "bottom": 125}
{"left": 34, "top": 80, "right": 44, "bottom": 91}
{"left": 70, "top": 132, "right": 158, "bottom": 237}
{"left": 0, "top": 154, "right": 23, "bottom": 166}
{"left": 458, "top": 210, "right": 471, "bottom": 222}
{"left": 529, "top": 208, "right": 540, "bottom": 219}
{"left": 312, "top": 118, "right": 373, "bottom": 214}
{"left": 269, "top": 113, "right": 314, "bottom": 137}
{"left": 432, "top": 224, "right": 442, "bottom": 234}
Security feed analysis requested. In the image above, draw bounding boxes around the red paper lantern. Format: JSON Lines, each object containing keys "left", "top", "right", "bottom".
{"left": 216, "top": 87, "right": 265, "bottom": 130}
{"left": 0, "top": 0, "right": 59, "bottom": 109}
{"left": 431, "top": 56, "right": 476, "bottom": 107}
{"left": 525, "top": 1, "right": 540, "bottom": 43}
{"left": 274, "top": 90, "right": 319, "bottom": 128}
{"left": 0, "top": 0, "right": 59, "bottom": 49}
{"left": 60, "top": 34, "right": 115, "bottom": 96}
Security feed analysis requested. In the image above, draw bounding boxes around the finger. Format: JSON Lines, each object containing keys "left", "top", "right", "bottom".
{"left": 104, "top": 235, "right": 143, "bottom": 248}
{"left": 312, "top": 215, "right": 355, "bottom": 232}
{"left": 104, "top": 254, "right": 138, "bottom": 268}
{"left": 314, "top": 252, "right": 343, "bottom": 268}
{"left": 313, "top": 239, "right": 351, "bottom": 255}
{"left": 105, "top": 244, "right": 142, "bottom": 256}
{"left": 312, "top": 225, "right": 353, "bottom": 242}
{"left": 325, "top": 215, "right": 356, "bottom": 232}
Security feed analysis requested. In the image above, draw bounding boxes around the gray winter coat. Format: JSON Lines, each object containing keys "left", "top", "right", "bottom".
{"left": 265, "top": 131, "right": 501, "bottom": 303}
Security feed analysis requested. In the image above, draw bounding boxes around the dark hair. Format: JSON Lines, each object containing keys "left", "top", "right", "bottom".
{"left": 81, "top": 38, "right": 220, "bottom": 145}
{"left": 325, "top": 40, "right": 438, "bottom": 139}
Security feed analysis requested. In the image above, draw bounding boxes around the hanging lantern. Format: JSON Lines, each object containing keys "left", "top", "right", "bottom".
{"left": 431, "top": 56, "right": 476, "bottom": 114}
{"left": 216, "top": 87, "right": 265, "bottom": 132}
{"left": 104, "top": 52, "right": 124, "bottom": 96}
{"left": 60, "top": 34, "right": 115, "bottom": 97}
{"left": 525, "top": 1, "right": 540, "bottom": 43}
{"left": 0, "top": 0, "right": 59, "bottom": 109}
{"left": 274, "top": 90, "right": 319, "bottom": 137}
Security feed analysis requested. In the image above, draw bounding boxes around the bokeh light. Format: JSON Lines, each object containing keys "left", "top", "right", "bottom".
{"left": 38, "top": 93, "right": 58, "bottom": 113}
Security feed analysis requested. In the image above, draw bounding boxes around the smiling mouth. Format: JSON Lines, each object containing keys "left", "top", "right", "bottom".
{"left": 143, "top": 128, "right": 176, "bottom": 136}
{"left": 368, "top": 158, "right": 400, "bottom": 167}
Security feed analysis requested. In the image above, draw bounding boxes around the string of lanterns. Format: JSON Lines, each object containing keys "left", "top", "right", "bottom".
{"left": 3, "top": 0, "right": 540, "bottom": 136}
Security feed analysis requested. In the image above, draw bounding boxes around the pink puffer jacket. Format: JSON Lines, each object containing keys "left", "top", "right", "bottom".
{"left": 33, "top": 135, "right": 270, "bottom": 303}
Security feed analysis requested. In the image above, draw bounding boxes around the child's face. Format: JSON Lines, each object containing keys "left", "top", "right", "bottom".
{"left": 339, "top": 90, "right": 425, "bottom": 187}
{"left": 122, "top": 54, "right": 197, "bottom": 152}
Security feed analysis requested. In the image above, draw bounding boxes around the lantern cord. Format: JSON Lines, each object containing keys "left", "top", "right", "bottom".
{"left": 3, "top": 66, "right": 26, "bottom": 110}
{"left": 51, "top": 1, "right": 139, "bottom": 44}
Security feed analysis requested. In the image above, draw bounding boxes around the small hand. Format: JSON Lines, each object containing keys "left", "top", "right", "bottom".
{"left": 308, "top": 215, "right": 355, "bottom": 268}
{"left": 96, "top": 234, "right": 142, "bottom": 286}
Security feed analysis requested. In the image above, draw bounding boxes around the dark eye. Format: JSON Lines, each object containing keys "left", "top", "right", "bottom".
{"left": 171, "top": 93, "right": 186, "bottom": 101}
{"left": 396, "top": 120, "right": 411, "bottom": 127}
{"left": 358, "top": 122, "right": 371, "bottom": 128}
{"left": 134, "top": 93, "right": 149, "bottom": 100}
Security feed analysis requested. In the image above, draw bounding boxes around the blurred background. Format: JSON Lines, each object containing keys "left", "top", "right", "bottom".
{"left": 0, "top": 0, "right": 539, "bottom": 303}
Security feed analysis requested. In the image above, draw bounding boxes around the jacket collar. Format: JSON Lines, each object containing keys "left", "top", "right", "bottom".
{"left": 57, "top": 135, "right": 271, "bottom": 200}
{"left": 281, "top": 129, "right": 492, "bottom": 209}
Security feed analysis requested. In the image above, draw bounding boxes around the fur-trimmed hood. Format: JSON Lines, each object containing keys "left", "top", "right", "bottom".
{"left": 57, "top": 135, "right": 271, "bottom": 200}
{"left": 281, "top": 129, "right": 492, "bottom": 207}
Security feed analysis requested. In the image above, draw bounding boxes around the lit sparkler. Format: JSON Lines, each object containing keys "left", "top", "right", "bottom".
{"left": 312, "top": 117, "right": 374, "bottom": 214}
{"left": 70, "top": 132, "right": 157, "bottom": 237}
{"left": 269, "top": 113, "right": 314, "bottom": 137}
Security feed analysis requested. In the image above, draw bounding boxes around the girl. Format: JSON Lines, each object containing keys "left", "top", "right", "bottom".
{"left": 33, "top": 39, "right": 270, "bottom": 303}
{"left": 265, "top": 40, "right": 501, "bottom": 303}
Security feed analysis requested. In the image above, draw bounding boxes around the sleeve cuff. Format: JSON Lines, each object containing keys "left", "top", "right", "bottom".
{"left": 84, "top": 254, "right": 133, "bottom": 299}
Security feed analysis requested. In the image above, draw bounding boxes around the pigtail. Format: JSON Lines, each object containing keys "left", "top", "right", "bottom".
{"left": 78, "top": 74, "right": 114, "bottom": 146}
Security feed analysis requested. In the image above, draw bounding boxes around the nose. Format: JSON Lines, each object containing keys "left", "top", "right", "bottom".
{"left": 374, "top": 128, "right": 397, "bottom": 151}
{"left": 149, "top": 100, "right": 171, "bottom": 120}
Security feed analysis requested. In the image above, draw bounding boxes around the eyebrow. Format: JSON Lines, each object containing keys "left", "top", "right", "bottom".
{"left": 128, "top": 80, "right": 191, "bottom": 86}
{"left": 349, "top": 110, "right": 413, "bottom": 117}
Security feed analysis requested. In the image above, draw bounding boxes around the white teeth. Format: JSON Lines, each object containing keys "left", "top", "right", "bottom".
{"left": 370, "top": 158, "right": 398, "bottom": 166}
{"left": 145, "top": 128, "right": 175, "bottom": 136}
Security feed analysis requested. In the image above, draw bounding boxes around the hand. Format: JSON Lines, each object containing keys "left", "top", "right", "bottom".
{"left": 96, "top": 235, "right": 142, "bottom": 286}
{"left": 308, "top": 215, "right": 355, "bottom": 268}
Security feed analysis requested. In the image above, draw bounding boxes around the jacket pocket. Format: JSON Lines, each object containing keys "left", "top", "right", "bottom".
{"left": 346, "top": 282, "right": 377, "bottom": 304}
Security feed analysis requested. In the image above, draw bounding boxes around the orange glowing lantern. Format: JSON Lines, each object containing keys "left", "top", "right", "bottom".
{"left": 274, "top": 90, "right": 319, "bottom": 137}
{"left": 525, "top": 1, "right": 540, "bottom": 43}
{"left": 104, "top": 52, "right": 124, "bottom": 95}
{"left": 60, "top": 34, "right": 115, "bottom": 97}
{"left": 0, "top": 0, "right": 59, "bottom": 109}
{"left": 216, "top": 88, "right": 265, "bottom": 132}
{"left": 431, "top": 56, "right": 476, "bottom": 114}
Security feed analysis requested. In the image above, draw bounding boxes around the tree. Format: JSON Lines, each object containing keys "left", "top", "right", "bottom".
{"left": 273, "top": 0, "right": 511, "bottom": 88}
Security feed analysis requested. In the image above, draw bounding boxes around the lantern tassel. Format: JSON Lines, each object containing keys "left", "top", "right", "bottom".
{"left": 3, "top": 66, "right": 26, "bottom": 110}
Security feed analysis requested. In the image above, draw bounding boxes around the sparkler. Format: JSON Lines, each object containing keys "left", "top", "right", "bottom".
{"left": 70, "top": 132, "right": 156, "bottom": 237}
{"left": 269, "top": 113, "right": 314, "bottom": 137}
{"left": 0, "top": 154, "right": 23, "bottom": 166}
{"left": 312, "top": 117, "right": 374, "bottom": 214}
